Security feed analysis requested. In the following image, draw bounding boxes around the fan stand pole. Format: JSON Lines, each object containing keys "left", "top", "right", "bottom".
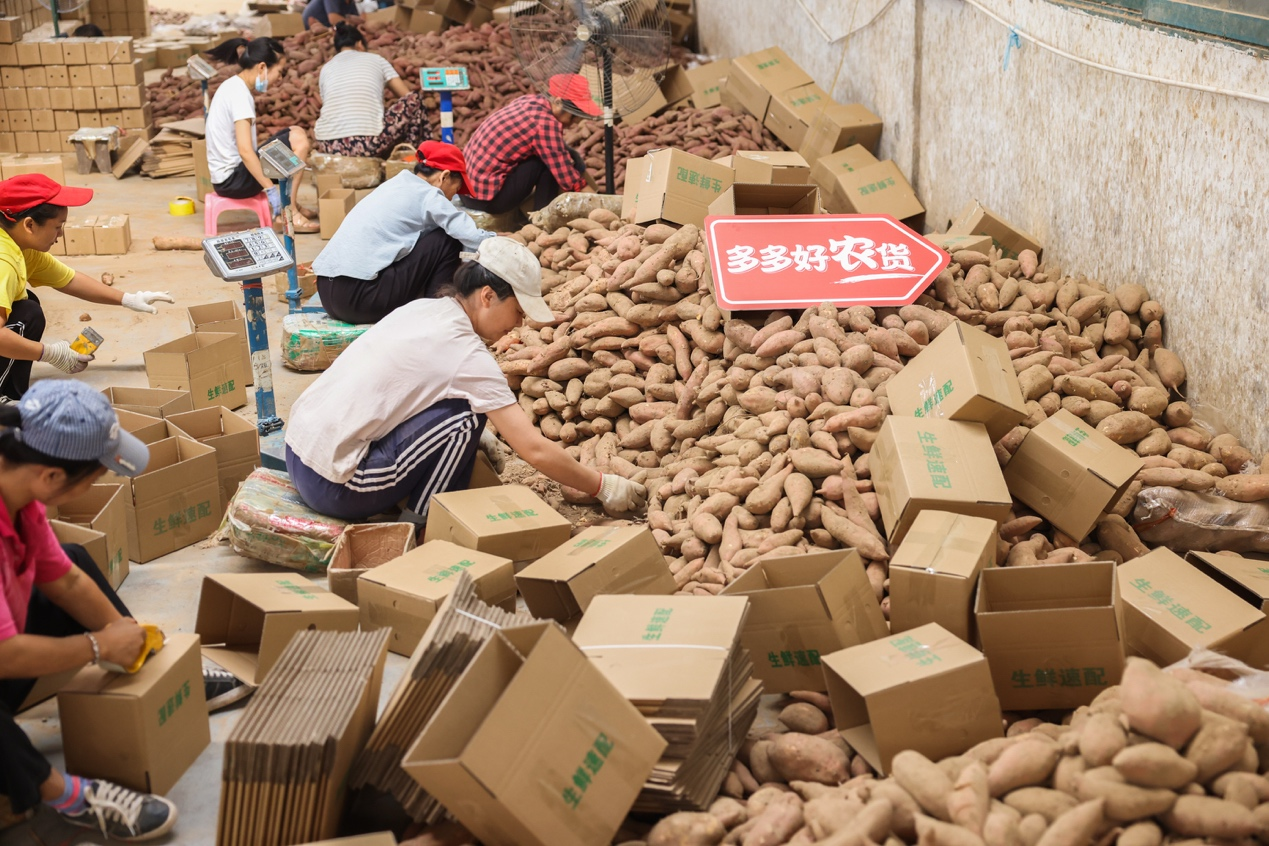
{"left": 51, "top": 0, "right": 61, "bottom": 37}
{"left": 602, "top": 52, "right": 615, "bottom": 195}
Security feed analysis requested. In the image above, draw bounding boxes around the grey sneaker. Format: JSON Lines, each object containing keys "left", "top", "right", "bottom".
{"left": 204, "top": 665, "right": 253, "bottom": 712}
{"left": 57, "top": 779, "right": 177, "bottom": 842}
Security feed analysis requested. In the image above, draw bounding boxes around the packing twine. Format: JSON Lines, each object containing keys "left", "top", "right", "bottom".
{"left": 578, "top": 644, "right": 737, "bottom": 752}
{"left": 454, "top": 607, "right": 527, "bottom": 660}
{"left": 1002, "top": 26, "right": 1023, "bottom": 71}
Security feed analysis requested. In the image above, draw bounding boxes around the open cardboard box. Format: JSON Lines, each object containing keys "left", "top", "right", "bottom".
{"left": 195, "top": 573, "right": 359, "bottom": 684}
{"left": 143, "top": 330, "right": 246, "bottom": 411}
{"left": 708, "top": 182, "right": 820, "bottom": 217}
{"left": 717, "top": 150, "right": 811, "bottom": 185}
{"left": 888, "top": 510, "right": 997, "bottom": 643}
{"left": 622, "top": 148, "right": 735, "bottom": 230}
{"left": 327, "top": 522, "right": 416, "bottom": 605}
{"left": 720, "top": 549, "right": 888, "bottom": 693}
{"left": 52, "top": 482, "right": 129, "bottom": 587}
{"left": 976, "top": 561, "right": 1125, "bottom": 710}
{"left": 947, "top": 200, "right": 1043, "bottom": 260}
{"left": 187, "top": 300, "right": 253, "bottom": 386}
{"left": 101, "top": 385, "right": 193, "bottom": 418}
{"left": 116, "top": 435, "right": 221, "bottom": 563}
{"left": 165, "top": 406, "right": 260, "bottom": 513}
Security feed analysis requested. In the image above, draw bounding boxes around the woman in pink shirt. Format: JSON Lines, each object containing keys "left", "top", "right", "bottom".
{"left": 0, "top": 381, "right": 244, "bottom": 841}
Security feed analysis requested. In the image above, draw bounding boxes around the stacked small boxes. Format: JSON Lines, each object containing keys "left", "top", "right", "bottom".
{"left": 0, "top": 0, "right": 47, "bottom": 40}
{"left": 0, "top": 36, "right": 151, "bottom": 154}
{"left": 86, "top": 0, "right": 149, "bottom": 37}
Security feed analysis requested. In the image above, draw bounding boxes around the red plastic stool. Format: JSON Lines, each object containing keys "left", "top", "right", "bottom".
{"left": 204, "top": 192, "right": 273, "bottom": 235}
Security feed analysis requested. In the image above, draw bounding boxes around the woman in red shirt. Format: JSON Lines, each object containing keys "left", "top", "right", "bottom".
{"left": 0, "top": 381, "right": 243, "bottom": 841}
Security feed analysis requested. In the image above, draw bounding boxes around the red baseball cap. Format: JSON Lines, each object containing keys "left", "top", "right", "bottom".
{"left": 416, "top": 140, "right": 473, "bottom": 197}
{"left": 0, "top": 174, "right": 93, "bottom": 217}
{"left": 549, "top": 73, "right": 602, "bottom": 117}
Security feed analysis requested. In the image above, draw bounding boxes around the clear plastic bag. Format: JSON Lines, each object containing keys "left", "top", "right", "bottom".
{"left": 218, "top": 468, "right": 349, "bottom": 572}
{"left": 1169, "top": 647, "right": 1269, "bottom": 704}
{"left": 280, "top": 313, "right": 371, "bottom": 372}
{"left": 1133, "top": 485, "right": 1269, "bottom": 553}
{"left": 309, "top": 152, "right": 382, "bottom": 189}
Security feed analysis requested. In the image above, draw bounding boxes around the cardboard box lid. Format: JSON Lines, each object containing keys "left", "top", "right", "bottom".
{"left": 572, "top": 594, "right": 748, "bottom": 703}
{"left": 1120, "top": 548, "right": 1266, "bottom": 649}
{"left": 1186, "top": 551, "right": 1269, "bottom": 608}
{"left": 360, "top": 539, "right": 513, "bottom": 603}
{"left": 61, "top": 632, "right": 200, "bottom": 698}
{"left": 890, "top": 510, "right": 998, "bottom": 579}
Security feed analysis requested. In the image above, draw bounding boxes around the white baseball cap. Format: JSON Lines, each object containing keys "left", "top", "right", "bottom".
{"left": 464, "top": 236, "right": 554, "bottom": 324}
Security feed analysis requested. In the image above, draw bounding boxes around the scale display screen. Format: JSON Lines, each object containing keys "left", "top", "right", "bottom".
{"left": 202, "top": 228, "right": 294, "bottom": 282}
{"left": 419, "top": 66, "right": 469, "bottom": 90}
{"left": 258, "top": 138, "right": 306, "bottom": 180}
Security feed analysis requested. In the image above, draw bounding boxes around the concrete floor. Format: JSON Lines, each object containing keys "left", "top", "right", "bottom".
{"left": 3, "top": 163, "right": 416, "bottom": 846}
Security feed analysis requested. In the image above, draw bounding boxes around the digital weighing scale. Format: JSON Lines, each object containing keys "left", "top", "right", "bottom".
{"left": 186, "top": 55, "right": 216, "bottom": 117}
{"left": 203, "top": 227, "right": 294, "bottom": 469}
{"left": 257, "top": 138, "right": 309, "bottom": 315}
{"left": 419, "top": 67, "right": 469, "bottom": 145}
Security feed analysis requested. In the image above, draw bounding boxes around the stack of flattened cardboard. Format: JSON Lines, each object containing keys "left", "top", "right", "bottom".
{"left": 216, "top": 628, "right": 390, "bottom": 846}
{"left": 348, "top": 572, "right": 536, "bottom": 823}
{"left": 139, "top": 116, "right": 203, "bottom": 178}
{"left": 572, "top": 595, "right": 761, "bottom": 813}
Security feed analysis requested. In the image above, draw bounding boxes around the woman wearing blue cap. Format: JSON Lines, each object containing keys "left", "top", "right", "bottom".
{"left": 0, "top": 381, "right": 243, "bottom": 841}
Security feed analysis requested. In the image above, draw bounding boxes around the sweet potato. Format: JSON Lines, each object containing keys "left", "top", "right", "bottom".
{"left": 948, "top": 761, "right": 991, "bottom": 836}
{"left": 1184, "top": 710, "right": 1249, "bottom": 783}
{"left": 1216, "top": 474, "right": 1269, "bottom": 502}
{"left": 768, "top": 733, "right": 849, "bottom": 785}
{"left": 1119, "top": 658, "right": 1201, "bottom": 749}
{"left": 1033, "top": 799, "right": 1104, "bottom": 846}
{"left": 779, "top": 703, "right": 829, "bottom": 735}
{"left": 893, "top": 751, "right": 955, "bottom": 821}
{"left": 988, "top": 740, "right": 1061, "bottom": 797}
{"left": 1111, "top": 743, "right": 1197, "bottom": 790}
{"left": 1095, "top": 411, "right": 1153, "bottom": 445}
{"left": 1002, "top": 788, "right": 1077, "bottom": 823}
{"left": 915, "top": 815, "right": 987, "bottom": 846}
{"left": 1074, "top": 767, "right": 1176, "bottom": 822}
{"left": 647, "top": 812, "right": 727, "bottom": 846}
{"left": 1161, "top": 795, "right": 1257, "bottom": 838}
{"left": 1115, "top": 822, "right": 1161, "bottom": 846}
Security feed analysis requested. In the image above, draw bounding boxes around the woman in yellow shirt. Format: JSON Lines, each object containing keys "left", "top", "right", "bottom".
{"left": 0, "top": 175, "right": 175, "bottom": 400}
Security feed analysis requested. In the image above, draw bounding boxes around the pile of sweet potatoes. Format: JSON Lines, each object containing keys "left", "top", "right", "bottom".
{"left": 497, "top": 213, "right": 1268, "bottom": 604}
{"left": 625, "top": 657, "right": 1269, "bottom": 846}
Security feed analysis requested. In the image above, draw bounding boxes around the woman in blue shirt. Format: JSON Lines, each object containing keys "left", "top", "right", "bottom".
{"left": 302, "top": 0, "right": 359, "bottom": 31}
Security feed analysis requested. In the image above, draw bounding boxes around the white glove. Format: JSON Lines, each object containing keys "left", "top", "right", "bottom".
{"left": 478, "top": 428, "right": 508, "bottom": 474}
{"left": 40, "top": 341, "right": 92, "bottom": 374}
{"left": 596, "top": 474, "right": 647, "bottom": 515}
{"left": 121, "top": 291, "right": 175, "bottom": 314}
{"left": 266, "top": 185, "right": 283, "bottom": 216}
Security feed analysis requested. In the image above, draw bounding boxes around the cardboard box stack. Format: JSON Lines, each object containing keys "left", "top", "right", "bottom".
{"left": 87, "top": 0, "right": 150, "bottom": 37}
{"left": 51, "top": 482, "right": 130, "bottom": 589}
{"left": 0, "top": 36, "right": 151, "bottom": 155}
{"left": 392, "top": 0, "right": 500, "bottom": 33}
{"left": 166, "top": 406, "right": 260, "bottom": 511}
{"left": 52, "top": 212, "right": 133, "bottom": 256}
{"left": 573, "top": 595, "right": 762, "bottom": 812}
{"left": 349, "top": 573, "right": 538, "bottom": 824}
{"left": 217, "top": 629, "right": 390, "bottom": 846}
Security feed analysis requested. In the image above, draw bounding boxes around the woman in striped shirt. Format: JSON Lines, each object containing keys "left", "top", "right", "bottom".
{"left": 312, "top": 24, "right": 431, "bottom": 160}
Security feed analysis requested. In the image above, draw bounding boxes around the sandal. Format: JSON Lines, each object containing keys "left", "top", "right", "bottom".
{"left": 276, "top": 212, "right": 321, "bottom": 234}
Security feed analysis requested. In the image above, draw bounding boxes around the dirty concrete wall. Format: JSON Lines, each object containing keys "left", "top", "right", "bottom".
{"left": 697, "top": 0, "right": 1269, "bottom": 454}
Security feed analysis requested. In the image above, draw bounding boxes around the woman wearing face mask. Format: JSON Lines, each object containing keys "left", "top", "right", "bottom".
{"left": 312, "top": 140, "right": 492, "bottom": 325}
{"left": 203, "top": 38, "right": 318, "bottom": 233}
{"left": 287, "top": 237, "right": 647, "bottom": 526}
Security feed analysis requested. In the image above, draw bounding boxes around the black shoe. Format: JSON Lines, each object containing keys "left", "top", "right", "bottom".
{"left": 57, "top": 779, "right": 177, "bottom": 842}
{"left": 204, "top": 666, "right": 253, "bottom": 713}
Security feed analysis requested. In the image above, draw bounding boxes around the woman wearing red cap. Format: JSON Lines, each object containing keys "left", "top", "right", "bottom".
{"left": 0, "top": 175, "right": 174, "bottom": 401}
{"left": 460, "top": 74, "right": 596, "bottom": 216}
{"left": 312, "top": 24, "right": 429, "bottom": 160}
{"left": 311, "top": 140, "right": 493, "bottom": 324}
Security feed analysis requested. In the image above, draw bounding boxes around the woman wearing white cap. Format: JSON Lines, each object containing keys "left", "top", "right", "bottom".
{"left": 286, "top": 236, "right": 647, "bottom": 523}
{"left": 0, "top": 381, "right": 246, "bottom": 842}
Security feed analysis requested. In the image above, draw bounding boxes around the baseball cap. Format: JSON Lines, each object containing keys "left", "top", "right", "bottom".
{"left": 15, "top": 381, "right": 149, "bottom": 477}
{"left": 416, "top": 140, "right": 474, "bottom": 197}
{"left": 0, "top": 174, "right": 93, "bottom": 218}
{"left": 464, "top": 237, "right": 554, "bottom": 324}
{"left": 548, "top": 73, "right": 602, "bottom": 117}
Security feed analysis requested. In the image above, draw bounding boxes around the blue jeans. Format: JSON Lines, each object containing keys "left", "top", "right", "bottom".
{"left": 286, "top": 398, "right": 484, "bottom": 522}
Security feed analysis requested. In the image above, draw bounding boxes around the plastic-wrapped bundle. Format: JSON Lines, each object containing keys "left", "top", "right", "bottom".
{"left": 219, "top": 468, "right": 348, "bottom": 572}
{"left": 280, "top": 313, "right": 371, "bottom": 372}
{"left": 1133, "top": 485, "right": 1269, "bottom": 553}
{"left": 309, "top": 152, "right": 382, "bottom": 189}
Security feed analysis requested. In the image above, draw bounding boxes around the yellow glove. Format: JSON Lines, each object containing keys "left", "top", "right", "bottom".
{"left": 100, "top": 624, "right": 166, "bottom": 674}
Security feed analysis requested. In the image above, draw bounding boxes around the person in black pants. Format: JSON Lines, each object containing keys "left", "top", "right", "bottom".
{"left": 0, "top": 381, "right": 245, "bottom": 842}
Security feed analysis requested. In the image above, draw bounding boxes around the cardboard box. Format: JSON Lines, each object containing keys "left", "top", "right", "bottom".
{"left": 728, "top": 150, "right": 810, "bottom": 185}
{"left": 64, "top": 215, "right": 98, "bottom": 256}
{"left": 14, "top": 133, "right": 38, "bottom": 155}
{"left": 621, "top": 147, "right": 734, "bottom": 230}
{"left": 7, "top": 110, "right": 30, "bottom": 132}
{"left": 27, "top": 88, "right": 51, "bottom": 112}
{"left": 49, "top": 520, "right": 113, "bottom": 590}
{"left": 764, "top": 82, "right": 830, "bottom": 151}
{"left": 824, "top": 623, "right": 1003, "bottom": 773}
{"left": 54, "top": 483, "right": 129, "bottom": 586}
{"left": 1119, "top": 548, "right": 1269, "bottom": 669}
{"left": 720, "top": 549, "right": 888, "bottom": 693}
{"left": 468, "top": 449, "right": 501, "bottom": 488}
{"left": 319, "top": 187, "right": 355, "bottom": 240}
{"left": 707, "top": 182, "right": 820, "bottom": 217}
{"left": 976, "top": 561, "right": 1125, "bottom": 710}
{"left": 433, "top": 0, "right": 474, "bottom": 22}
{"left": 360, "top": 539, "right": 516, "bottom": 656}
{"left": 32, "top": 113, "right": 56, "bottom": 134}
{"left": 90, "top": 63, "right": 114, "bottom": 86}
{"left": 143, "top": 331, "right": 247, "bottom": 411}
{"left": 1186, "top": 551, "right": 1269, "bottom": 612}
{"left": 884, "top": 321, "right": 1027, "bottom": 443}
{"left": 23, "top": 66, "right": 46, "bottom": 87}
{"left": 888, "top": 510, "right": 996, "bottom": 643}
{"left": 192, "top": 137, "right": 212, "bottom": 202}
{"left": 186, "top": 300, "right": 253, "bottom": 387}
{"left": 113, "top": 408, "right": 169, "bottom": 444}
{"left": 832, "top": 159, "right": 925, "bottom": 227}
{"left": 326, "top": 522, "right": 415, "bottom": 605}
{"left": 58, "top": 633, "right": 209, "bottom": 794}
{"left": 1003, "top": 409, "right": 1144, "bottom": 542}
{"left": 948, "top": 200, "right": 1043, "bottom": 261}
{"left": 515, "top": 526, "right": 676, "bottom": 623}
{"left": 799, "top": 102, "right": 884, "bottom": 163}
{"left": 85, "top": 39, "right": 110, "bottom": 64}
{"left": 0, "top": 68, "right": 22, "bottom": 89}
{"left": 118, "top": 83, "right": 144, "bottom": 108}
{"left": 62, "top": 39, "right": 88, "bottom": 65}
{"left": 165, "top": 406, "right": 260, "bottom": 510}
{"left": 69, "top": 64, "right": 93, "bottom": 87}
{"left": 15, "top": 42, "right": 41, "bottom": 66}
{"left": 272, "top": 267, "right": 317, "bottom": 303}
{"left": 102, "top": 385, "right": 193, "bottom": 418}
{"left": 51, "top": 89, "right": 75, "bottom": 111}
{"left": 195, "top": 572, "right": 360, "bottom": 684}
{"left": 424, "top": 484, "right": 572, "bottom": 564}
{"left": 95, "top": 86, "right": 120, "bottom": 110}
{"left": 113, "top": 58, "right": 143, "bottom": 85}
{"left": 872, "top": 416, "right": 1012, "bottom": 545}
{"left": 401, "top": 622, "right": 667, "bottom": 846}
{"left": 93, "top": 214, "right": 131, "bottom": 255}
{"left": 118, "top": 436, "right": 221, "bottom": 563}
{"left": 0, "top": 17, "right": 23, "bottom": 43}
{"left": 46, "top": 65, "right": 70, "bottom": 87}
{"left": 720, "top": 46, "right": 813, "bottom": 122}
{"left": 72, "top": 86, "right": 97, "bottom": 111}
{"left": 262, "top": 12, "right": 303, "bottom": 36}
{"left": 395, "top": 7, "right": 446, "bottom": 33}
{"left": 925, "top": 232, "right": 994, "bottom": 254}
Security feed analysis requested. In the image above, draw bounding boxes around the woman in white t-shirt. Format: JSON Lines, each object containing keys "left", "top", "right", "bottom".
{"left": 313, "top": 24, "right": 430, "bottom": 159}
{"left": 203, "top": 37, "right": 318, "bottom": 233}
{"left": 285, "top": 237, "right": 647, "bottom": 526}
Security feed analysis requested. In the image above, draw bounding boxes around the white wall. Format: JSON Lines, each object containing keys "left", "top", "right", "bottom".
{"left": 698, "top": 0, "right": 1269, "bottom": 454}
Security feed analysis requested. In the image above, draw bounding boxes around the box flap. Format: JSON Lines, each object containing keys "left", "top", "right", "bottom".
{"left": 362, "top": 539, "right": 513, "bottom": 603}
{"left": 823, "top": 622, "right": 988, "bottom": 697}
{"left": 890, "top": 511, "right": 998, "bottom": 579}
{"left": 1186, "top": 551, "right": 1269, "bottom": 606}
